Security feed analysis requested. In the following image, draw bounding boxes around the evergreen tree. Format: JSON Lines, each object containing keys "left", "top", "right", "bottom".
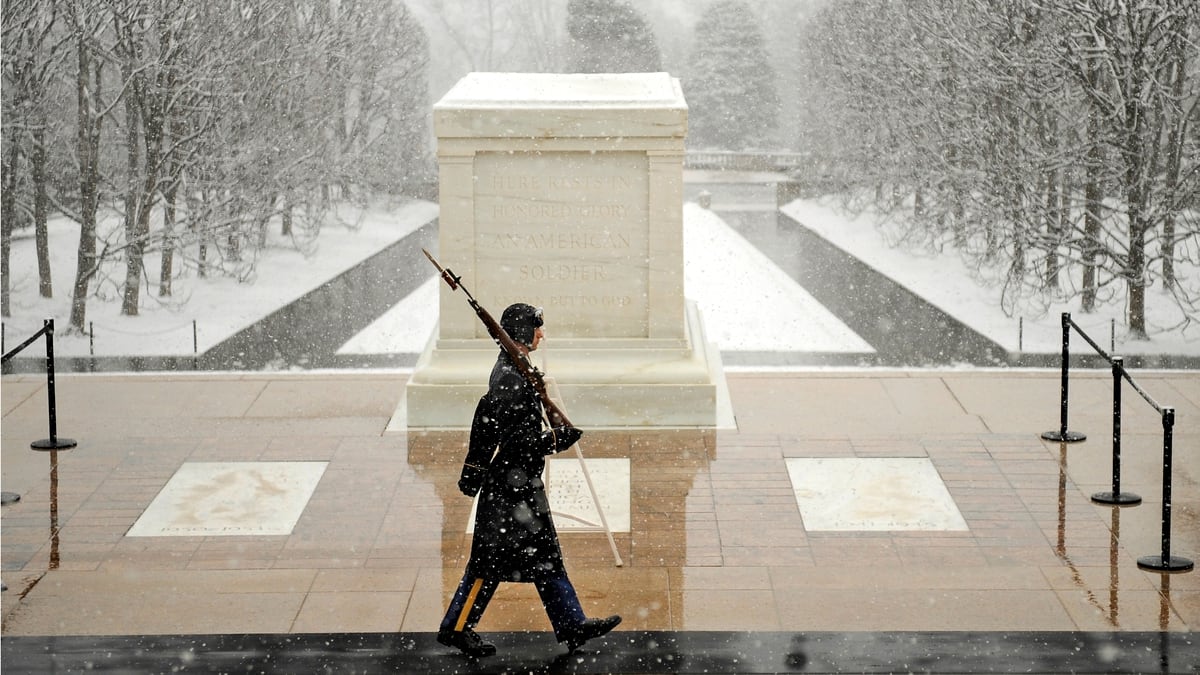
{"left": 567, "top": 0, "right": 662, "bottom": 73}
{"left": 686, "top": 0, "right": 779, "bottom": 150}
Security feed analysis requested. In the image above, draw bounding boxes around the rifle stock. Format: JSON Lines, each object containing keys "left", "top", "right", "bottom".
{"left": 422, "top": 249, "right": 572, "bottom": 428}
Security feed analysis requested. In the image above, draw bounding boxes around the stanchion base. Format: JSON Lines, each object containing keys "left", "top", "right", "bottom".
{"left": 1, "top": 492, "right": 20, "bottom": 506}
{"left": 1041, "top": 430, "right": 1087, "bottom": 442}
{"left": 1137, "top": 555, "right": 1195, "bottom": 573}
{"left": 30, "top": 437, "right": 77, "bottom": 451}
{"left": 1091, "top": 491, "right": 1141, "bottom": 506}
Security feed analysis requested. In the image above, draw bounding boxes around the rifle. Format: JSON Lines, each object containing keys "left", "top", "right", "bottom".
{"left": 422, "top": 248, "right": 572, "bottom": 428}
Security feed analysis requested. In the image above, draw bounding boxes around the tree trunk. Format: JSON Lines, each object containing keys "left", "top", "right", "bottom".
{"left": 136, "top": 105, "right": 162, "bottom": 299}
{"left": 32, "top": 123, "right": 53, "bottom": 298}
{"left": 69, "top": 31, "right": 103, "bottom": 332}
{"left": 1123, "top": 106, "right": 1151, "bottom": 340}
{"left": 159, "top": 178, "right": 176, "bottom": 297}
{"left": 281, "top": 190, "right": 293, "bottom": 237}
{"left": 121, "top": 131, "right": 143, "bottom": 316}
{"left": 1042, "top": 167, "right": 1059, "bottom": 291}
{"left": 1081, "top": 152, "right": 1102, "bottom": 313}
{"left": 1080, "top": 59, "right": 1103, "bottom": 313}
{"left": 1055, "top": 168, "right": 1071, "bottom": 292}
{"left": 1041, "top": 107, "right": 1060, "bottom": 292}
{"left": 154, "top": 14, "right": 176, "bottom": 298}
{"left": 119, "top": 18, "right": 143, "bottom": 317}
{"left": 195, "top": 190, "right": 208, "bottom": 279}
{"left": 1160, "top": 33, "right": 1187, "bottom": 292}
{"left": 1126, "top": 211, "right": 1148, "bottom": 339}
{"left": 1, "top": 134, "right": 19, "bottom": 318}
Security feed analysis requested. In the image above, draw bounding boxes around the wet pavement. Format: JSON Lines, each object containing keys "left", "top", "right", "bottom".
{"left": 4, "top": 630, "right": 1195, "bottom": 673}
{"left": 202, "top": 221, "right": 437, "bottom": 371}
{"left": 1, "top": 370, "right": 1198, "bottom": 673}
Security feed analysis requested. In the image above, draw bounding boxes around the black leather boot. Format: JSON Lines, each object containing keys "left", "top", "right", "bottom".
{"left": 563, "top": 615, "right": 622, "bottom": 651}
{"left": 437, "top": 628, "right": 497, "bottom": 658}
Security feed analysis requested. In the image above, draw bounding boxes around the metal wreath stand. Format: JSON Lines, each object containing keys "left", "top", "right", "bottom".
{"left": 538, "top": 342, "right": 624, "bottom": 568}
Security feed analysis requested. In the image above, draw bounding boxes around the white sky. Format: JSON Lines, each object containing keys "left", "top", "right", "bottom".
{"left": 4, "top": 197, "right": 1197, "bottom": 361}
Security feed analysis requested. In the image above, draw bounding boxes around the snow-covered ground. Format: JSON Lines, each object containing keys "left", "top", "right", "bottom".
{"left": 3, "top": 200, "right": 437, "bottom": 359}
{"left": 4, "top": 197, "right": 1197, "bottom": 364}
{"left": 782, "top": 198, "right": 1200, "bottom": 357}
{"left": 338, "top": 203, "right": 873, "bottom": 356}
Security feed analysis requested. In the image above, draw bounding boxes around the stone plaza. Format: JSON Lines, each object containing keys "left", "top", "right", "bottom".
{"left": 2, "top": 368, "right": 1197, "bottom": 672}
{"left": 2, "top": 71, "right": 1198, "bottom": 672}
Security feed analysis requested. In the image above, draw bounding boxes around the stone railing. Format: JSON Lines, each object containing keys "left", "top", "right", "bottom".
{"left": 684, "top": 151, "right": 811, "bottom": 172}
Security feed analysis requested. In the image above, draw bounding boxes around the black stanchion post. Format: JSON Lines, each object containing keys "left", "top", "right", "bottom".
{"left": 30, "top": 319, "right": 77, "bottom": 451}
{"left": 1092, "top": 357, "right": 1140, "bottom": 505}
{"left": 1042, "top": 312, "right": 1086, "bottom": 442}
{"left": 1138, "top": 408, "right": 1193, "bottom": 572}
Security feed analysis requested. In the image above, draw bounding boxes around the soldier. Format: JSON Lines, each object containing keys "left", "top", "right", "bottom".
{"left": 437, "top": 303, "right": 622, "bottom": 658}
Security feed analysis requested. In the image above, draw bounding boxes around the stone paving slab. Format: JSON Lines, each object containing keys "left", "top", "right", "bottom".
{"left": 2, "top": 369, "right": 1197, "bottom": 641}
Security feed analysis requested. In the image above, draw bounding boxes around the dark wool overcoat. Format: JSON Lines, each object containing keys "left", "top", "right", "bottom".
{"left": 459, "top": 351, "right": 580, "bottom": 583}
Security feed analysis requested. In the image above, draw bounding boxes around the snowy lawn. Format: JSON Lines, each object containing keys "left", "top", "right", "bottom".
{"left": 5, "top": 196, "right": 1197, "bottom": 362}
{"left": 3, "top": 199, "right": 438, "bottom": 358}
{"left": 337, "top": 202, "right": 872, "bottom": 355}
{"left": 782, "top": 197, "right": 1200, "bottom": 358}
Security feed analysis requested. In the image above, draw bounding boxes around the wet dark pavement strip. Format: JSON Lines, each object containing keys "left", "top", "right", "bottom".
{"left": 6, "top": 206, "right": 1199, "bottom": 373}
{"left": 739, "top": 209, "right": 1200, "bottom": 370}
{"left": 3, "top": 630, "right": 1197, "bottom": 673}
{"left": 1, "top": 220, "right": 438, "bottom": 375}
{"left": 202, "top": 220, "right": 438, "bottom": 371}
{"left": 731, "top": 210, "right": 1007, "bottom": 368}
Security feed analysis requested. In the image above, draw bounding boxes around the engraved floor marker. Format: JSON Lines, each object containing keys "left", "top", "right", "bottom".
{"left": 786, "top": 457, "right": 968, "bottom": 531}
{"left": 466, "top": 458, "right": 631, "bottom": 533}
{"left": 127, "top": 462, "right": 328, "bottom": 537}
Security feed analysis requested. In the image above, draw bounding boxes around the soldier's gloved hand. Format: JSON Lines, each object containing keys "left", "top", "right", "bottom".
{"left": 458, "top": 464, "right": 486, "bottom": 497}
{"left": 552, "top": 425, "right": 583, "bottom": 451}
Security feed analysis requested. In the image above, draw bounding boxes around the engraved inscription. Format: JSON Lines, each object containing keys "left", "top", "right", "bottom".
{"left": 490, "top": 203, "right": 629, "bottom": 219}
{"left": 519, "top": 264, "right": 607, "bottom": 281}
{"left": 491, "top": 175, "right": 633, "bottom": 191}
{"left": 484, "top": 231, "right": 632, "bottom": 250}
{"left": 474, "top": 151, "right": 649, "bottom": 337}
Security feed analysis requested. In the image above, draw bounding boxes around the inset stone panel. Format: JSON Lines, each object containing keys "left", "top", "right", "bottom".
{"left": 467, "top": 457, "right": 630, "bottom": 533}
{"left": 786, "top": 457, "right": 968, "bottom": 532}
{"left": 127, "top": 462, "right": 328, "bottom": 537}
{"left": 474, "top": 151, "right": 650, "bottom": 338}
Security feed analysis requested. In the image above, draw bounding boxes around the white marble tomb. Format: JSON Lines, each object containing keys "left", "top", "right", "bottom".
{"left": 405, "top": 72, "right": 727, "bottom": 429}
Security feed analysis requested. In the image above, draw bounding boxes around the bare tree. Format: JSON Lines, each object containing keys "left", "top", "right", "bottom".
{"left": 1158, "top": 20, "right": 1196, "bottom": 293}
{"left": 415, "top": 0, "right": 563, "bottom": 74}
{"left": 7, "top": 0, "right": 432, "bottom": 329}
{"left": 2, "top": 0, "right": 69, "bottom": 307}
{"left": 1059, "top": 0, "right": 1199, "bottom": 338}
{"left": 799, "top": 0, "right": 1200, "bottom": 337}
{"left": 66, "top": 1, "right": 110, "bottom": 332}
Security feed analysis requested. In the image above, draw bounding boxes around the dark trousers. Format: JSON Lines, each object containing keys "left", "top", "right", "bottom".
{"left": 440, "top": 570, "right": 587, "bottom": 641}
